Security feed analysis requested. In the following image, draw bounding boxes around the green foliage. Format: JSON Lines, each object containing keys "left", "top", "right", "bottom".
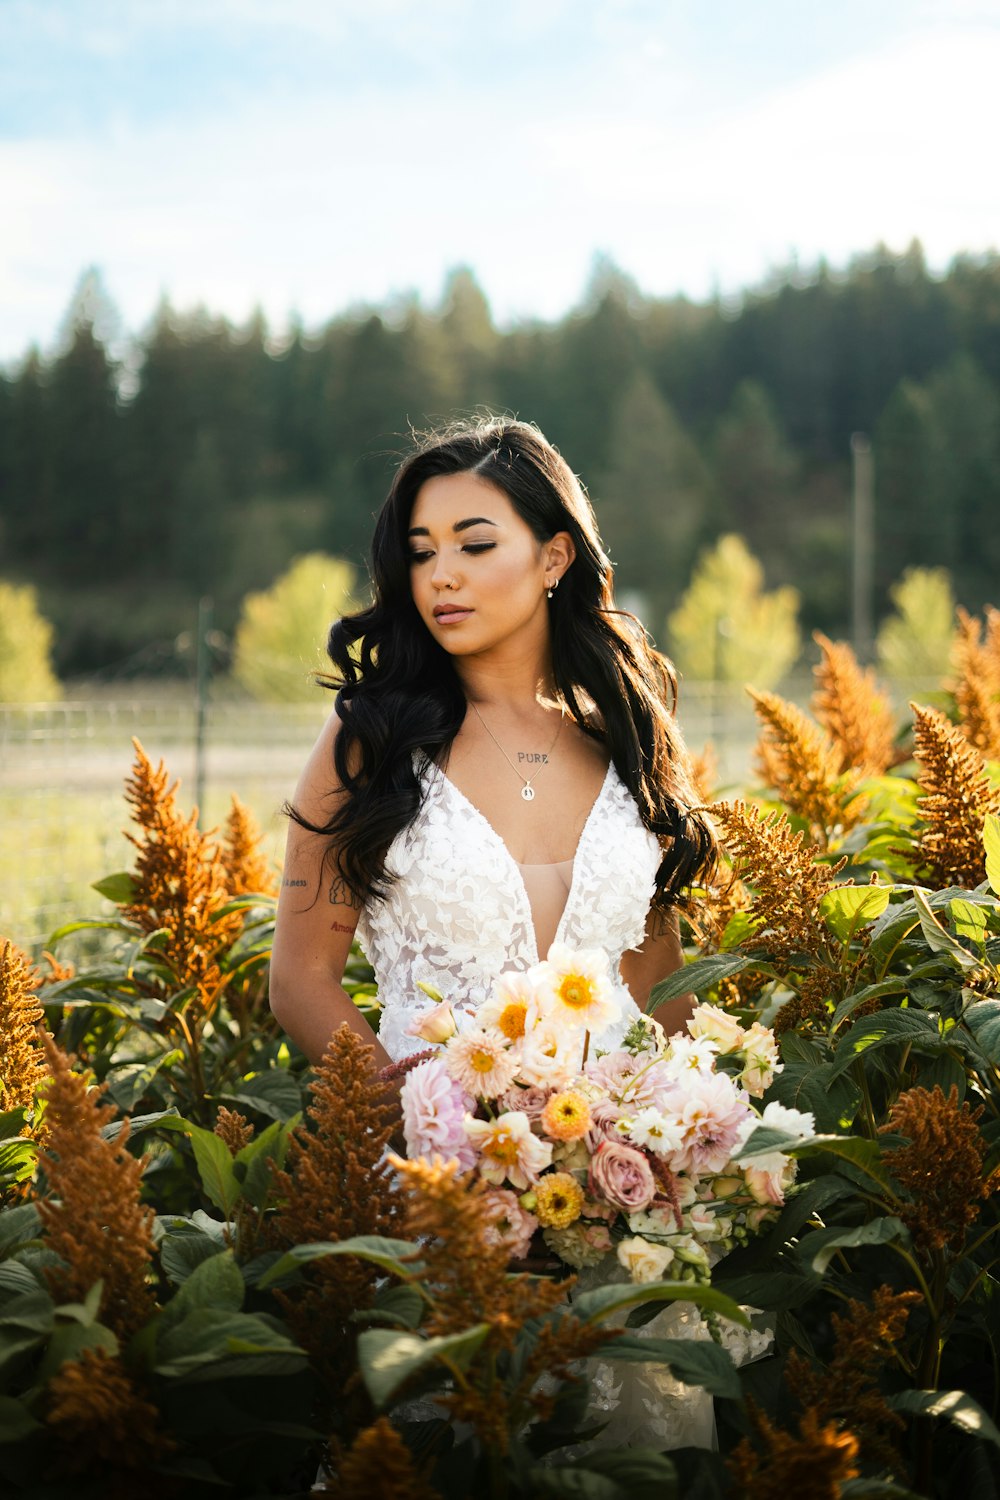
{"left": 231, "top": 551, "right": 356, "bottom": 702}
{"left": 876, "top": 566, "right": 956, "bottom": 681}
{"left": 0, "top": 581, "right": 60, "bottom": 702}
{"left": 666, "top": 533, "right": 801, "bottom": 687}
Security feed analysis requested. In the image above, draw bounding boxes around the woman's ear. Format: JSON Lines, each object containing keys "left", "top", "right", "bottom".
{"left": 545, "top": 530, "right": 576, "bottom": 581}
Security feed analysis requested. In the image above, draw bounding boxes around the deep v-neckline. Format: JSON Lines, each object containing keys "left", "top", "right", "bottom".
{"left": 430, "top": 758, "right": 615, "bottom": 964}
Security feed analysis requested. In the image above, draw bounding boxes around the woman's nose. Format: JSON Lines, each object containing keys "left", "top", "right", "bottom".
{"left": 431, "top": 557, "right": 457, "bottom": 590}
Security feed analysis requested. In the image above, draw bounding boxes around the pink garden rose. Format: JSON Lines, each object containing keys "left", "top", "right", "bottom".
{"left": 499, "top": 1083, "right": 552, "bottom": 1124}
{"left": 482, "top": 1187, "right": 539, "bottom": 1260}
{"left": 588, "top": 1139, "right": 657, "bottom": 1212}
{"left": 400, "top": 1057, "right": 475, "bottom": 1169}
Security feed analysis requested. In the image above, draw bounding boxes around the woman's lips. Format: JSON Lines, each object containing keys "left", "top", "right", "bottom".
{"left": 433, "top": 606, "right": 474, "bottom": 625}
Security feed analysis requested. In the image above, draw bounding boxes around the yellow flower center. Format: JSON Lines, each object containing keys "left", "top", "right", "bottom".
{"left": 497, "top": 1001, "right": 528, "bottom": 1041}
{"left": 470, "top": 1048, "right": 496, "bottom": 1075}
{"left": 558, "top": 973, "right": 595, "bottom": 1010}
{"left": 487, "top": 1133, "right": 520, "bottom": 1165}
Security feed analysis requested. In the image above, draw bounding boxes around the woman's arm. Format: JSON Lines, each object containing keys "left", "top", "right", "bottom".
{"left": 269, "top": 710, "right": 395, "bottom": 1072}
{"left": 619, "top": 904, "right": 694, "bottom": 1037}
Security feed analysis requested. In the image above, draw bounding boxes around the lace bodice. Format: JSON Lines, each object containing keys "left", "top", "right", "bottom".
{"left": 357, "top": 754, "right": 661, "bottom": 1062}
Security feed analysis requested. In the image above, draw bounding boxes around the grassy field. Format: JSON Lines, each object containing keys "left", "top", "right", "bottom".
{"left": 0, "top": 682, "right": 772, "bottom": 956}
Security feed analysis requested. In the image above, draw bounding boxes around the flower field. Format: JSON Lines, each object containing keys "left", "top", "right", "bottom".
{"left": 1, "top": 621, "right": 999, "bottom": 1497}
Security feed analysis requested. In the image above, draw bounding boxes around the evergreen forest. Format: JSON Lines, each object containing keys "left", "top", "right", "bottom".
{"left": 2, "top": 241, "right": 999, "bottom": 677}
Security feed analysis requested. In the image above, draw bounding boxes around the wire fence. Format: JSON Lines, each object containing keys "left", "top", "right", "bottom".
{"left": 0, "top": 679, "right": 780, "bottom": 954}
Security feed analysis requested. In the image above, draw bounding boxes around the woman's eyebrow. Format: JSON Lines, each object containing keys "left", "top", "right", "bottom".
{"left": 407, "top": 516, "right": 499, "bottom": 536}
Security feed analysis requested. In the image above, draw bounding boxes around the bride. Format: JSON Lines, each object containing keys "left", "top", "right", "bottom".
{"left": 269, "top": 415, "right": 720, "bottom": 1448}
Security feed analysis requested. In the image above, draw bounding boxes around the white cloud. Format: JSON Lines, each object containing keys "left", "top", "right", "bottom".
{"left": 1, "top": 15, "right": 997, "bottom": 361}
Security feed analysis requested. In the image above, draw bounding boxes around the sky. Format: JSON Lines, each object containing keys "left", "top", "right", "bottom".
{"left": 1, "top": 0, "right": 999, "bottom": 364}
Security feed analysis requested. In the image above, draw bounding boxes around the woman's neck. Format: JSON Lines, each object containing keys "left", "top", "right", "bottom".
{"left": 454, "top": 643, "right": 557, "bottom": 715}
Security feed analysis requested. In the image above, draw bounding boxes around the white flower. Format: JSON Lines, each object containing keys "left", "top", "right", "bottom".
{"left": 445, "top": 1028, "right": 519, "bottom": 1098}
{"left": 627, "top": 1107, "right": 686, "bottom": 1158}
{"left": 626, "top": 1205, "right": 678, "bottom": 1237}
{"left": 479, "top": 970, "right": 545, "bottom": 1043}
{"left": 759, "top": 1100, "right": 815, "bottom": 1140}
{"left": 617, "top": 1235, "right": 676, "bottom": 1284}
{"left": 663, "top": 1034, "right": 721, "bottom": 1077}
{"left": 464, "top": 1110, "right": 553, "bottom": 1190}
{"left": 406, "top": 999, "right": 458, "bottom": 1045}
{"left": 687, "top": 1003, "right": 747, "bottom": 1055}
{"left": 518, "top": 1018, "right": 584, "bottom": 1089}
{"left": 533, "top": 943, "right": 621, "bottom": 1034}
{"left": 738, "top": 1022, "right": 781, "bottom": 1098}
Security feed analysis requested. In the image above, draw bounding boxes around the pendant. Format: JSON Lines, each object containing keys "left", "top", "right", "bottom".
{"left": 521, "top": 783, "right": 535, "bottom": 802}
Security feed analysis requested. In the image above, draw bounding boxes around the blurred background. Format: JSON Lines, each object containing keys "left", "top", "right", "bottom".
{"left": 1, "top": 0, "right": 998, "bottom": 947}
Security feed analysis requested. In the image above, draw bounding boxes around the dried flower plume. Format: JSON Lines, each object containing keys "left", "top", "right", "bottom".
{"left": 122, "top": 740, "right": 238, "bottom": 1015}
{"left": 222, "top": 794, "right": 277, "bottom": 898}
{"left": 727, "top": 1403, "right": 861, "bottom": 1498}
{"left": 782, "top": 1285, "right": 919, "bottom": 1475}
{"left": 750, "top": 689, "right": 861, "bottom": 845}
{"left": 37, "top": 1033, "right": 155, "bottom": 1342}
{"left": 812, "top": 633, "right": 896, "bottom": 777}
{"left": 45, "top": 1347, "right": 173, "bottom": 1492}
{"left": 950, "top": 607, "right": 1000, "bottom": 762}
{"left": 710, "top": 800, "right": 841, "bottom": 960}
{"left": 328, "top": 1416, "right": 436, "bottom": 1499}
{"left": 0, "top": 938, "right": 46, "bottom": 1116}
{"left": 910, "top": 704, "right": 1000, "bottom": 889}
{"left": 391, "top": 1154, "right": 614, "bottom": 1451}
{"left": 268, "top": 1025, "right": 404, "bottom": 1426}
{"left": 214, "top": 1105, "right": 254, "bottom": 1156}
{"left": 880, "top": 1085, "right": 994, "bottom": 1254}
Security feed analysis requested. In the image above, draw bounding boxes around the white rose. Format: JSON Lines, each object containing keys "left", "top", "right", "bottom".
{"left": 687, "top": 1003, "right": 747, "bottom": 1056}
{"left": 617, "top": 1235, "right": 676, "bottom": 1284}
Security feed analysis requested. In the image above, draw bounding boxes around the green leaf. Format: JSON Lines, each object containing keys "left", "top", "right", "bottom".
{"left": 963, "top": 1000, "right": 1000, "bottom": 1066}
{"left": 950, "top": 898, "right": 989, "bottom": 945}
{"left": 100, "top": 1108, "right": 187, "bottom": 1142}
{"left": 358, "top": 1324, "right": 491, "bottom": 1408}
{"left": 765, "top": 1061, "right": 860, "bottom": 1135}
{"left": 106, "top": 1050, "right": 184, "bottom": 1112}
{"left": 985, "top": 813, "right": 1000, "bottom": 898}
{"left": 804, "top": 1215, "right": 909, "bottom": 1274}
{"left": 712, "top": 1269, "right": 819, "bottom": 1311}
{"left": 600, "top": 1335, "right": 741, "bottom": 1398}
{"left": 0, "top": 1138, "right": 37, "bottom": 1182}
{"left": 786, "top": 1133, "right": 894, "bottom": 1192}
{"left": 819, "top": 884, "right": 891, "bottom": 942}
{"left": 0, "top": 1393, "right": 43, "bottom": 1443}
{"left": 353, "top": 1284, "right": 425, "bottom": 1330}
{"left": 217, "top": 1069, "right": 303, "bottom": 1123}
{"left": 154, "top": 1308, "right": 306, "bottom": 1379}
{"left": 0, "top": 1110, "right": 28, "bottom": 1143}
{"left": 188, "top": 1125, "right": 241, "bottom": 1218}
{"left": 0, "top": 1204, "right": 41, "bottom": 1260}
{"left": 160, "top": 1230, "right": 225, "bottom": 1286}
{"left": 571, "top": 1280, "right": 748, "bottom": 1329}
{"left": 531, "top": 1450, "right": 679, "bottom": 1499}
{"left": 830, "top": 977, "right": 912, "bottom": 1029}
{"left": 827, "top": 1009, "right": 942, "bottom": 1082}
{"left": 158, "top": 1248, "right": 243, "bottom": 1342}
{"left": 91, "top": 871, "right": 138, "bottom": 904}
{"left": 237, "top": 1115, "right": 301, "bottom": 1209}
{"left": 647, "top": 953, "right": 756, "bottom": 1011}
{"left": 913, "top": 888, "right": 981, "bottom": 971}
{"left": 0, "top": 1288, "right": 54, "bottom": 1335}
{"left": 256, "top": 1235, "right": 422, "bottom": 1289}
{"left": 888, "top": 1388, "right": 1000, "bottom": 1450}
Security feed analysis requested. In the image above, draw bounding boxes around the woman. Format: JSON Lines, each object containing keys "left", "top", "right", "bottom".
{"left": 270, "top": 415, "right": 724, "bottom": 1454}
{"left": 270, "top": 416, "right": 715, "bottom": 1072}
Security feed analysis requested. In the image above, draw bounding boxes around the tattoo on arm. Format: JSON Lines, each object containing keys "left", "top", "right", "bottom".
{"left": 330, "top": 920, "right": 356, "bottom": 933}
{"left": 282, "top": 878, "right": 308, "bottom": 888}
{"left": 328, "top": 874, "right": 362, "bottom": 909}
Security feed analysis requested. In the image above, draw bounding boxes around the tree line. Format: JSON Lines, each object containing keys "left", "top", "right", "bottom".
{"left": 1, "top": 242, "right": 998, "bottom": 675}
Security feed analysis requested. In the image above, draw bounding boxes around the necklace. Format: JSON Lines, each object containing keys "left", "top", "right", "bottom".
{"left": 470, "top": 701, "right": 564, "bottom": 802}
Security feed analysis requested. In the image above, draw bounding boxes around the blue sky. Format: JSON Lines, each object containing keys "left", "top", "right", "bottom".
{"left": 2, "top": 0, "right": 998, "bottom": 362}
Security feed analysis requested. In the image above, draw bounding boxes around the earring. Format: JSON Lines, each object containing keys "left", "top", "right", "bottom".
{"left": 547, "top": 577, "right": 559, "bottom": 600}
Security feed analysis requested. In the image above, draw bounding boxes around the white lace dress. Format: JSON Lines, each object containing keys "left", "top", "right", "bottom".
{"left": 356, "top": 752, "right": 760, "bottom": 1451}
{"left": 358, "top": 753, "right": 661, "bottom": 1062}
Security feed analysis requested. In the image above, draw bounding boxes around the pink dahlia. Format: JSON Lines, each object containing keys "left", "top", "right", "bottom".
{"left": 400, "top": 1057, "right": 475, "bottom": 1169}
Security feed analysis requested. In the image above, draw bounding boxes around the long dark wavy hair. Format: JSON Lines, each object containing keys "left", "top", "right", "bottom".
{"left": 292, "top": 416, "right": 716, "bottom": 907}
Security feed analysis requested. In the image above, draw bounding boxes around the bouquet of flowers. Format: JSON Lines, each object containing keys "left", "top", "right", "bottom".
{"left": 398, "top": 944, "right": 813, "bottom": 1284}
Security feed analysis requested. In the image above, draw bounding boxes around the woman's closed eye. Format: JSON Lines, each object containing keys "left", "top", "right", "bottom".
{"left": 409, "top": 542, "right": 497, "bottom": 563}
